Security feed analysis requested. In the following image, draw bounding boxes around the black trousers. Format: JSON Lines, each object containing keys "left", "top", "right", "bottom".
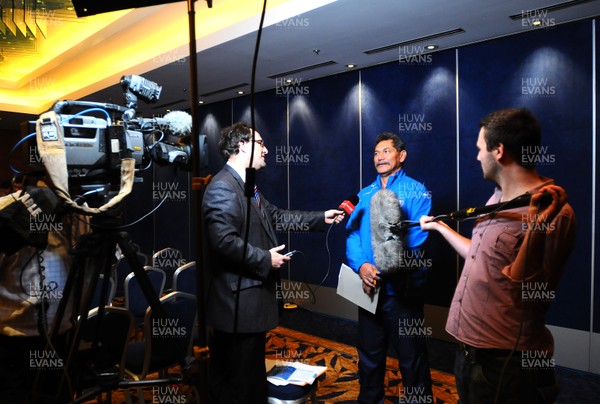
{"left": 454, "top": 343, "right": 559, "bottom": 404}
{"left": 208, "top": 328, "right": 268, "bottom": 404}
{"left": 357, "top": 294, "right": 433, "bottom": 404}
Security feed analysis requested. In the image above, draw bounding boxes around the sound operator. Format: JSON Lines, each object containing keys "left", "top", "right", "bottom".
{"left": 345, "top": 132, "right": 433, "bottom": 403}
{"left": 419, "top": 108, "right": 576, "bottom": 403}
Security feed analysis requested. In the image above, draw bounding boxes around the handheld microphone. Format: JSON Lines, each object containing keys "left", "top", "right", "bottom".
{"left": 338, "top": 195, "right": 359, "bottom": 215}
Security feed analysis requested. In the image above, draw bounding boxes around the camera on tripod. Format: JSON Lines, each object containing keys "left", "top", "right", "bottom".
{"left": 23, "top": 75, "right": 193, "bottom": 201}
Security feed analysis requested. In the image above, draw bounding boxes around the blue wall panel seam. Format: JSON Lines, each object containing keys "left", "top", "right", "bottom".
{"left": 590, "top": 18, "right": 597, "bottom": 373}
{"left": 286, "top": 94, "right": 291, "bottom": 279}
{"left": 359, "top": 70, "right": 363, "bottom": 190}
{"left": 455, "top": 48, "right": 461, "bottom": 284}
{"left": 288, "top": 94, "right": 291, "bottom": 249}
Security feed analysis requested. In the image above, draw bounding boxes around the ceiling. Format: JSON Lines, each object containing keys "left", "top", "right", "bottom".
{"left": 1, "top": 0, "right": 600, "bottom": 131}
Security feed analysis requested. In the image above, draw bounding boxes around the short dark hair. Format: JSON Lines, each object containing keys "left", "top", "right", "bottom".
{"left": 479, "top": 108, "right": 541, "bottom": 169}
{"left": 375, "top": 132, "right": 405, "bottom": 152}
{"left": 219, "top": 122, "right": 253, "bottom": 160}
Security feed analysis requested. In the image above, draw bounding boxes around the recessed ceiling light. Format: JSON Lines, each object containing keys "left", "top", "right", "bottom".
{"left": 532, "top": 19, "right": 542, "bottom": 26}
{"left": 198, "top": 100, "right": 204, "bottom": 104}
{"left": 237, "top": 90, "right": 244, "bottom": 95}
{"left": 425, "top": 44, "right": 438, "bottom": 50}
{"left": 346, "top": 64, "right": 357, "bottom": 69}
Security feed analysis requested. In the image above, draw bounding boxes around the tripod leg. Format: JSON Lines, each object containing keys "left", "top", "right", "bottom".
{"left": 117, "top": 232, "right": 164, "bottom": 316}
{"left": 53, "top": 232, "right": 117, "bottom": 401}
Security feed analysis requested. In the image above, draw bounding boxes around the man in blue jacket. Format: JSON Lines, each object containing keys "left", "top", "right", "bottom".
{"left": 346, "top": 132, "right": 433, "bottom": 403}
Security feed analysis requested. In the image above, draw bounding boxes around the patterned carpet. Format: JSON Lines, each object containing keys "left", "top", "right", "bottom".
{"left": 81, "top": 326, "right": 458, "bottom": 403}
{"left": 266, "top": 326, "right": 459, "bottom": 403}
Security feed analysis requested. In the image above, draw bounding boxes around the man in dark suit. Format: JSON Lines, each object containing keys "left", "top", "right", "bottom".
{"left": 202, "top": 122, "right": 343, "bottom": 404}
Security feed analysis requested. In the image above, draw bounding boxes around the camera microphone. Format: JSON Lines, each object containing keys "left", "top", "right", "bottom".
{"left": 338, "top": 195, "right": 359, "bottom": 215}
{"left": 153, "top": 111, "right": 192, "bottom": 137}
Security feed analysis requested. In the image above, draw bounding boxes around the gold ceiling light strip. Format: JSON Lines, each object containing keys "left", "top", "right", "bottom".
{"left": 0, "top": 2, "right": 19, "bottom": 36}
{"left": 0, "top": 0, "right": 331, "bottom": 114}
{"left": 0, "top": 0, "right": 77, "bottom": 60}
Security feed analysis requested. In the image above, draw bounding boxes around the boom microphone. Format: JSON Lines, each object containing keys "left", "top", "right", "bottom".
{"left": 338, "top": 194, "right": 359, "bottom": 215}
{"left": 370, "top": 189, "right": 403, "bottom": 273}
{"left": 446, "top": 191, "right": 553, "bottom": 221}
{"left": 394, "top": 191, "right": 554, "bottom": 231}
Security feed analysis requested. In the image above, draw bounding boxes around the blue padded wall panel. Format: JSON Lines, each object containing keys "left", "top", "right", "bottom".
{"left": 152, "top": 168, "right": 193, "bottom": 260}
{"left": 458, "top": 21, "right": 593, "bottom": 331}
{"left": 199, "top": 99, "right": 234, "bottom": 175}
{"left": 190, "top": 19, "right": 596, "bottom": 337}
{"left": 361, "top": 51, "right": 458, "bottom": 306}
{"left": 286, "top": 72, "right": 361, "bottom": 287}
{"left": 232, "top": 91, "right": 288, "bottom": 209}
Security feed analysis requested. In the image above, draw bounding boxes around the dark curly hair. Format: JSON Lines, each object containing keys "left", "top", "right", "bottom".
{"left": 219, "top": 122, "right": 253, "bottom": 160}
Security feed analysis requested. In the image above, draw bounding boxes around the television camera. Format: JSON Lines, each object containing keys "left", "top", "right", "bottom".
{"left": 22, "top": 75, "right": 194, "bottom": 210}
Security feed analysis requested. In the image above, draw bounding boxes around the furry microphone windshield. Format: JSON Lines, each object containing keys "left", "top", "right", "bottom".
{"left": 370, "top": 189, "right": 404, "bottom": 273}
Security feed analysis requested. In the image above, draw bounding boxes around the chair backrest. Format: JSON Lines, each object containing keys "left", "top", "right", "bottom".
{"left": 114, "top": 243, "right": 148, "bottom": 298}
{"left": 139, "top": 291, "right": 198, "bottom": 377}
{"left": 124, "top": 266, "right": 166, "bottom": 322}
{"left": 172, "top": 261, "right": 197, "bottom": 295}
{"left": 152, "top": 248, "right": 185, "bottom": 290}
{"left": 80, "top": 306, "right": 134, "bottom": 376}
{"left": 89, "top": 274, "right": 116, "bottom": 310}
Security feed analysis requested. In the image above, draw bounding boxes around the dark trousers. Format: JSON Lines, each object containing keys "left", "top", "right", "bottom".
{"left": 208, "top": 328, "right": 267, "bottom": 404}
{"left": 357, "top": 294, "right": 433, "bottom": 404}
{"left": 454, "top": 344, "right": 559, "bottom": 404}
{"left": 0, "top": 333, "right": 69, "bottom": 404}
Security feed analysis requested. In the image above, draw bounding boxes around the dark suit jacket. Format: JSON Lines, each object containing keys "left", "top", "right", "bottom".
{"left": 201, "top": 164, "right": 325, "bottom": 333}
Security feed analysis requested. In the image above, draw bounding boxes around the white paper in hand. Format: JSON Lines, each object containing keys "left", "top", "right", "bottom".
{"left": 336, "top": 263, "right": 379, "bottom": 314}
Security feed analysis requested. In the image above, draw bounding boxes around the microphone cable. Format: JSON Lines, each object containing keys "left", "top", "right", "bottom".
{"left": 283, "top": 220, "right": 338, "bottom": 306}
{"left": 313, "top": 221, "right": 336, "bottom": 294}
{"left": 233, "top": 0, "right": 268, "bottom": 335}
{"left": 282, "top": 249, "right": 318, "bottom": 305}
{"left": 31, "top": 248, "right": 75, "bottom": 403}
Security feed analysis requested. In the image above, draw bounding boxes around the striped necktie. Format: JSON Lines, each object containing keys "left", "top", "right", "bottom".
{"left": 253, "top": 184, "right": 268, "bottom": 220}
{"left": 253, "top": 184, "right": 261, "bottom": 208}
